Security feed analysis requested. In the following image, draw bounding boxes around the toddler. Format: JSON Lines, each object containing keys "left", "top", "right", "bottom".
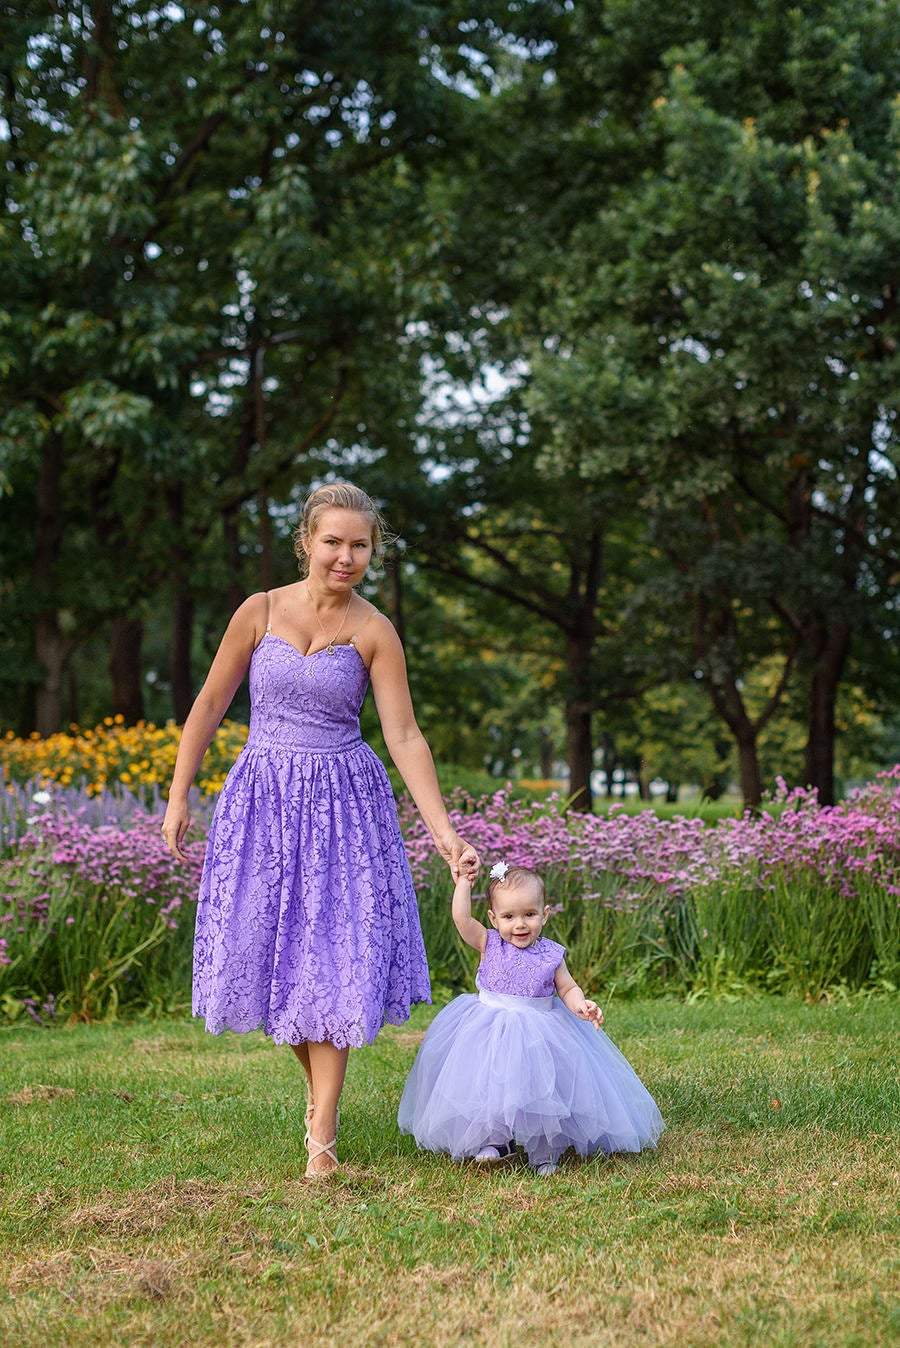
{"left": 398, "top": 861, "right": 664, "bottom": 1174}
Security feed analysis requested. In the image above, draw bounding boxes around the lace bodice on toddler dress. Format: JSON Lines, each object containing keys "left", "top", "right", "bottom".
{"left": 475, "top": 929, "right": 566, "bottom": 998}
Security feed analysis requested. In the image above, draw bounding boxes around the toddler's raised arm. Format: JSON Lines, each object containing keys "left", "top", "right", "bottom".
{"left": 555, "top": 961, "right": 604, "bottom": 1029}
{"left": 451, "top": 877, "right": 488, "bottom": 954}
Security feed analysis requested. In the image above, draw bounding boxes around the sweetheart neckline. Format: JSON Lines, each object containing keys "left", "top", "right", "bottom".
{"left": 255, "top": 631, "right": 369, "bottom": 671}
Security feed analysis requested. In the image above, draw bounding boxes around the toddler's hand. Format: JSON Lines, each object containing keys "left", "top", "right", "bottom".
{"left": 457, "top": 851, "right": 480, "bottom": 881}
{"left": 577, "top": 1000, "right": 604, "bottom": 1031}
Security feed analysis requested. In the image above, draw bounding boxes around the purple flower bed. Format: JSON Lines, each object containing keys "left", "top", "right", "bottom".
{"left": 401, "top": 769, "right": 900, "bottom": 902}
{"left": 2, "top": 813, "right": 206, "bottom": 944}
{"left": 1, "top": 767, "right": 897, "bottom": 1018}
{"left": 0, "top": 768, "right": 215, "bottom": 851}
{"left": 0, "top": 802, "right": 207, "bottom": 1020}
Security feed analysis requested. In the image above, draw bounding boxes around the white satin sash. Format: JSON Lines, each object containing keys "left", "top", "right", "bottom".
{"left": 477, "top": 988, "right": 555, "bottom": 1014}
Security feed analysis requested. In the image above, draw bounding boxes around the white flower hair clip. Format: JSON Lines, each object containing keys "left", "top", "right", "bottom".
{"left": 489, "top": 861, "right": 509, "bottom": 882}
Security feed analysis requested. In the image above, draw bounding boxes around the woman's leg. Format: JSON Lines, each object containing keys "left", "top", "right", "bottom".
{"left": 306, "top": 1040, "right": 350, "bottom": 1174}
{"left": 290, "top": 1042, "right": 315, "bottom": 1119}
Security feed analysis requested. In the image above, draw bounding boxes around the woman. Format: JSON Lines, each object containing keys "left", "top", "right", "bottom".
{"left": 162, "top": 482, "right": 478, "bottom": 1176}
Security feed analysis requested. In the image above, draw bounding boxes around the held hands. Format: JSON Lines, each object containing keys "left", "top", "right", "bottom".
{"left": 435, "top": 831, "right": 480, "bottom": 882}
{"left": 575, "top": 999, "right": 605, "bottom": 1031}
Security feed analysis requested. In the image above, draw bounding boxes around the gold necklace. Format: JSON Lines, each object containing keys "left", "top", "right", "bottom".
{"left": 306, "top": 581, "right": 353, "bottom": 654}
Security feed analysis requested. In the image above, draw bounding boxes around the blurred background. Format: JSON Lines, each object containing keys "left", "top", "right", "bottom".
{"left": 2, "top": 0, "right": 898, "bottom": 812}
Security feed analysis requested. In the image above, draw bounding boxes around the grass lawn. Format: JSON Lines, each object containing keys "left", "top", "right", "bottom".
{"left": 0, "top": 997, "right": 897, "bottom": 1347}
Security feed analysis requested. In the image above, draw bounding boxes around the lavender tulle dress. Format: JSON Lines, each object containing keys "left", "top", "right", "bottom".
{"left": 398, "top": 930, "right": 663, "bottom": 1166}
{"left": 192, "top": 616, "right": 431, "bottom": 1049}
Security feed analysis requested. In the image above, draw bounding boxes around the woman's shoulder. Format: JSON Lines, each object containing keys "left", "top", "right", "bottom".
{"left": 227, "top": 591, "right": 269, "bottom": 638}
{"left": 350, "top": 593, "right": 387, "bottom": 630}
{"left": 351, "top": 599, "right": 401, "bottom": 655}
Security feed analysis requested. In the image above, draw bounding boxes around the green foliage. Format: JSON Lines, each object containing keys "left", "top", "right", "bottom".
{"left": 1, "top": 0, "right": 898, "bottom": 804}
{"left": 420, "top": 0, "right": 900, "bottom": 801}
{"left": 0, "top": 870, "right": 171, "bottom": 1023}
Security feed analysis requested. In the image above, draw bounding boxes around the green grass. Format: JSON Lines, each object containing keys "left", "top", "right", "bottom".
{"left": 1, "top": 998, "right": 897, "bottom": 1347}
{"left": 589, "top": 796, "right": 781, "bottom": 822}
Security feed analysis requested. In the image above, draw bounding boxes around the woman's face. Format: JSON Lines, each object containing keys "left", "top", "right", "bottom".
{"left": 306, "top": 508, "right": 374, "bottom": 589}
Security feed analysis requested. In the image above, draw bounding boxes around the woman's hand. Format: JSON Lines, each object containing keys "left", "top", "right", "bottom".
{"left": 434, "top": 831, "right": 480, "bottom": 881}
{"left": 161, "top": 797, "right": 192, "bottom": 863}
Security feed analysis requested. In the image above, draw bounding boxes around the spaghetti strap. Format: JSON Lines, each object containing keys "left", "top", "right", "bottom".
{"left": 264, "top": 590, "right": 272, "bottom": 635}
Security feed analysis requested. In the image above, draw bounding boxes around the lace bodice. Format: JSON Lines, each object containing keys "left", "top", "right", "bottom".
{"left": 246, "top": 634, "right": 370, "bottom": 752}
{"left": 475, "top": 929, "right": 566, "bottom": 998}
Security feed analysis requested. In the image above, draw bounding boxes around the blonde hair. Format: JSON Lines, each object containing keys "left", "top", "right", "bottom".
{"left": 292, "top": 481, "right": 391, "bottom": 576}
{"left": 487, "top": 866, "right": 545, "bottom": 910}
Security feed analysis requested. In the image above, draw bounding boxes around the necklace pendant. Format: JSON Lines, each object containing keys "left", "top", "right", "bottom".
{"left": 326, "top": 642, "right": 335, "bottom": 655}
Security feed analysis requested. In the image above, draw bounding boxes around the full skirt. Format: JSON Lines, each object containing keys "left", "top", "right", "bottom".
{"left": 192, "top": 741, "right": 431, "bottom": 1048}
{"left": 398, "top": 990, "right": 664, "bottom": 1166}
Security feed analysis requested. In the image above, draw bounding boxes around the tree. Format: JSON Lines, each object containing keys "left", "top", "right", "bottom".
{"left": 0, "top": 1, "right": 524, "bottom": 729}
{"left": 459, "top": 0, "right": 900, "bottom": 804}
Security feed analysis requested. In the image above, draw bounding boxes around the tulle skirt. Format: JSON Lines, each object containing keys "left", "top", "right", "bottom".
{"left": 398, "top": 989, "right": 664, "bottom": 1167}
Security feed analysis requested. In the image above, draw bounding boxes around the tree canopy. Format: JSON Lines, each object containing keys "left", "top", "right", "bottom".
{"left": 2, "top": 1, "right": 897, "bottom": 807}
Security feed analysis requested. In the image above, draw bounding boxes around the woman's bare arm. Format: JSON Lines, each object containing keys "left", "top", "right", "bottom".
{"left": 162, "top": 594, "right": 266, "bottom": 857}
{"left": 367, "top": 615, "right": 475, "bottom": 871}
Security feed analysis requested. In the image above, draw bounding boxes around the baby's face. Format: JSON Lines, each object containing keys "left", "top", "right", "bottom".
{"left": 488, "top": 881, "right": 550, "bottom": 949}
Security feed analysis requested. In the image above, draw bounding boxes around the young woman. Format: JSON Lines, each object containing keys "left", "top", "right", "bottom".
{"left": 161, "top": 481, "right": 478, "bottom": 1176}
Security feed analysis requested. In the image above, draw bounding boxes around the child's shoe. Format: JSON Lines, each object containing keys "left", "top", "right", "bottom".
{"left": 532, "top": 1161, "right": 557, "bottom": 1176}
{"left": 474, "top": 1141, "right": 516, "bottom": 1165}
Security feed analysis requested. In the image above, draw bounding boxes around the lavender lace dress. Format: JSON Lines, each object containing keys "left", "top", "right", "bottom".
{"left": 398, "top": 929, "right": 663, "bottom": 1166}
{"left": 192, "top": 621, "right": 431, "bottom": 1048}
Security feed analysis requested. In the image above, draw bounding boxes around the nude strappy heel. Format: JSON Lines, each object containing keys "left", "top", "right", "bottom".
{"left": 305, "top": 1133, "right": 339, "bottom": 1178}
{"left": 303, "top": 1102, "right": 338, "bottom": 1147}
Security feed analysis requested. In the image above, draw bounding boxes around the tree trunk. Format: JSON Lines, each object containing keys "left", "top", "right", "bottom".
{"left": 33, "top": 434, "right": 65, "bottom": 735}
{"left": 166, "top": 484, "right": 194, "bottom": 722}
{"left": 34, "top": 617, "right": 65, "bottom": 736}
{"left": 258, "top": 489, "right": 274, "bottom": 592}
{"left": 171, "top": 587, "right": 194, "bottom": 723}
{"left": 223, "top": 506, "right": 244, "bottom": 615}
{"left": 704, "top": 672, "right": 765, "bottom": 810}
{"left": 384, "top": 553, "right": 406, "bottom": 646}
{"left": 804, "top": 621, "right": 851, "bottom": 805}
{"left": 665, "top": 781, "right": 680, "bottom": 803}
{"left": 695, "top": 598, "right": 793, "bottom": 812}
{"left": 564, "top": 629, "right": 593, "bottom": 812}
{"left": 223, "top": 364, "right": 255, "bottom": 612}
{"left": 66, "top": 662, "right": 79, "bottom": 728}
{"left": 597, "top": 732, "right": 616, "bottom": 796}
{"left": 735, "top": 726, "right": 763, "bottom": 810}
{"left": 83, "top": 0, "right": 124, "bottom": 116}
{"left": 109, "top": 616, "right": 145, "bottom": 723}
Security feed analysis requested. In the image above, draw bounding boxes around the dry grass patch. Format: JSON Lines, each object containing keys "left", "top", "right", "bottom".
{"left": 133, "top": 1037, "right": 185, "bottom": 1055}
{"left": 64, "top": 1176, "right": 265, "bottom": 1238}
{"left": 6, "top": 1084, "right": 76, "bottom": 1105}
{"left": 304, "top": 1233, "right": 892, "bottom": 1348}
{"left": 7, "top": 1250, "right": 79, "bottom": 1291}
{"left": 8, "top": 1249, "right": 193, "bottom": 1311}
{"left": 381, "top": 1030, "right": 425, "bottom": 1048}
